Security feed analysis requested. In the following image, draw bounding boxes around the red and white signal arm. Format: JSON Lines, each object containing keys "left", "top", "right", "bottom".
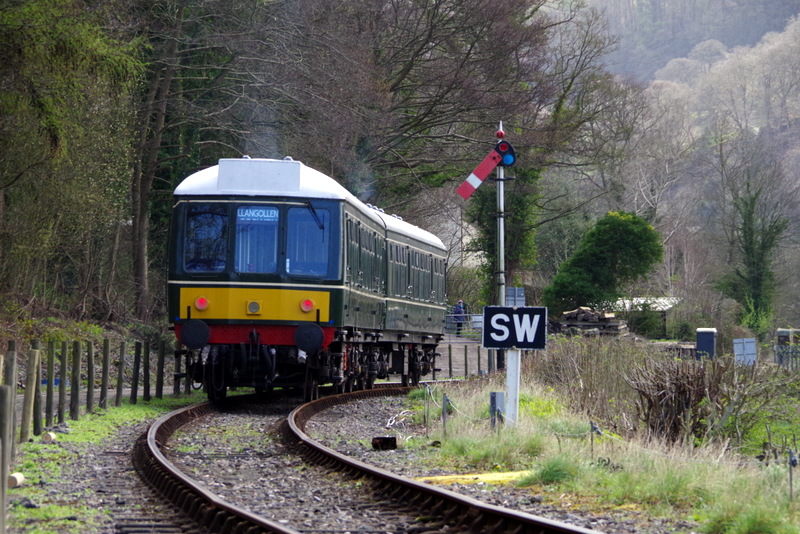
{"left": 456, "top": 140, "right": 516, "bottom": 200}
{"left": 482, "top": 306, "right": 547, "bottom": 350}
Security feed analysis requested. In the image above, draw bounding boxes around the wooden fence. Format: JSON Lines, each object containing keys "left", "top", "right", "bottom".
{"left": 1, "top": 338, "right": 188, "bottom": 531}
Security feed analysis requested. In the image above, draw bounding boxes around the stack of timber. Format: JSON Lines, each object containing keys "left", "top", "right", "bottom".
{"left": 559, "top": 307, "right": 628, "bottom": 335}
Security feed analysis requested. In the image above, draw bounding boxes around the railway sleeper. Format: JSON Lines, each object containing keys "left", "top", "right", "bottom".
{"left": 206, "top": 509, "right": 232, "bottom": 532}
{"left": 441, "top": 502, "right": 462, "bottom": 522}
{"left": 388, "top": 484, "right": 412, "bottom": 501}
{"left": 173, "top": 487, "right": 191, "bottom": 511}
{"left": 465, "top": 511, "right": 517, "bottom": 534}
{"left": 186, "top": 494, "right": 206, "bottom": 521}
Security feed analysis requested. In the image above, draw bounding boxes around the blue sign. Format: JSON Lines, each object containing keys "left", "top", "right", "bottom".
{"left": 238, "top": 206, "right": 278, "bottom": 222}
{"left": 482, "top": 306, "right": 547, "bottom": 350}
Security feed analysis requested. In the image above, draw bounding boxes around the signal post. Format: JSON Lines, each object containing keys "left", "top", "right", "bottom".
{"left": 457, "top": 124, "right": 547, "bottom": 426}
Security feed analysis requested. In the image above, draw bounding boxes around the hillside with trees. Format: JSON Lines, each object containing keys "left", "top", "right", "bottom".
{"left": 590, "top": 0, "right": 800, "bottom": 81}
{"left": 2, "top": 0, "right": 800, "bottom": 345}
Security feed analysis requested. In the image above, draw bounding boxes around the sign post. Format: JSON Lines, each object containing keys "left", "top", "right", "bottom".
{"left": 482, "top": 306, "right": 547, "bottom": 425}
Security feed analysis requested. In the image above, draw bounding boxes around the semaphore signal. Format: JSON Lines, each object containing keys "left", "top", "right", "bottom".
{"left": 455, "top": 127, "right": 516, "bottom": 200}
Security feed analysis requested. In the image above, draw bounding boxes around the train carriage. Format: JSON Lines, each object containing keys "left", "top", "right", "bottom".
{"left": 168, "top": 157, "right": 447, "bottom": 401}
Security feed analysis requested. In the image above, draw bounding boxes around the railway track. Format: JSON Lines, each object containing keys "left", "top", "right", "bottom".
{"left": 134, "top": 387, "right": 600, "bottom": 534}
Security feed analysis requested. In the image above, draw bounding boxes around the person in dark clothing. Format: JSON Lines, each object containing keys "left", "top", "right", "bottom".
{"left": 452, "top": 299, "right": 466, "bottom": 335}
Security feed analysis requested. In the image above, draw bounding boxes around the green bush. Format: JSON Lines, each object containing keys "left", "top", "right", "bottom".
{"left": 517, "top": 455, "right": 578, "bottom": 486}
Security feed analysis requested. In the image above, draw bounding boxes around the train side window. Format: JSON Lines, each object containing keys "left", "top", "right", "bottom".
{"left": 287, "top": 206, "right": 330, "bottom": 275}
{"left": 184, "top": 204, "right": 227, "bottom": 272}
{"left": 235, "top": 205, "right": 279, "bottom": 273}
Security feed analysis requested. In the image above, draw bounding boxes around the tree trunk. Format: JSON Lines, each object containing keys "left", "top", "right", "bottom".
{"left": 131, "top": 9, "right": 183, "bottom": 320}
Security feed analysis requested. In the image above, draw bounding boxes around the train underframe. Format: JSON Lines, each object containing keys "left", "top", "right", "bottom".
{"left": 181, "top": 329, "right": 440, "bottom": 402}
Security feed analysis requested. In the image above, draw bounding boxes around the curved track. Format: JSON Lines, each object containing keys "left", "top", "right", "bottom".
{"left": 134, "top": 388, "right": 599, "bottom": 534}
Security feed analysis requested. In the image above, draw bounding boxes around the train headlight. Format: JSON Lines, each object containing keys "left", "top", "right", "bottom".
{"left": 300, "top": 298, "right": 315, "bottom": 313}
{"left": 194, "top": 296, "right": 209, "bottom": 311}
{"left": 247, "top": 300, "right": 262, "bottom": 315}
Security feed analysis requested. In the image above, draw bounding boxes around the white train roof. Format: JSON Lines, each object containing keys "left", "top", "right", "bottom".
{"left": 174, "top": 157, "right": 445, "bottom": 250}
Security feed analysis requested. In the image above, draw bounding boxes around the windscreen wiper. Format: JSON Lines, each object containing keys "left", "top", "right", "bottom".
{"left": 306, "top": 200, "right": 325, "bottom": 230}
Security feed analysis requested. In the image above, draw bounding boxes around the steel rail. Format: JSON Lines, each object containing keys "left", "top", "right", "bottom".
{"left": 287, "top": 387, "right": 601, "bottom": 534}
{"left": 133, "top": 387, "right": 601, "bottom": 534}
{"left": 132, "top": 398, "right": 298, "bottom": 534}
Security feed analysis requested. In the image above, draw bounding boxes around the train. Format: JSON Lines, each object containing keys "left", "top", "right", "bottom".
{"left": 167, "top": 156, "right": 448, "bottom": 401}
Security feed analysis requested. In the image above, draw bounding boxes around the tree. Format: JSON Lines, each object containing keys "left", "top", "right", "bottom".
{"left": 542, "top": 211, "right": 663, "bottom": 314}
{"left": 127, "top": 0, "right": 293, "bottom": 319}
{"left": 276, "top": 0, "right": 562, "bottom": 195}
{"left": 466, "top": 167, "right": 540, "bottom": 304}
{"left": 706, "top": 135, "right": 794, "bottom": 340}
{"left": 461, "top": 6, "right": 622, "bottom": 303}
{"left": 0, "top": 0, "right": 141, "bottom": 318}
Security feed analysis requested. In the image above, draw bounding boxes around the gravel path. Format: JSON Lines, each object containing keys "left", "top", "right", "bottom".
{"left": 6, "top": 419, "right": 208, "bottom": 533}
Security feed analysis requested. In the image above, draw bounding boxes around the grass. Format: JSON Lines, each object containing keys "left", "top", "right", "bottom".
{"left": 407, "top": 366, "right": 800, "bottom": 534}
{"left": 6, "top": 391, "right": 207, "bottom": 533}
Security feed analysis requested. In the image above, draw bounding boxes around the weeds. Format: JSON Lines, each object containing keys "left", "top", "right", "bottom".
{"left": 411, "top": 336, "right": 800, "bottom": 533}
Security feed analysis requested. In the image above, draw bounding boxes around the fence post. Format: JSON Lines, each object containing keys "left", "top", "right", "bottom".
{"left": 46, "top": 341, "right": 55, "bottom": 427}
{"left": 156, "top": 340, "right": 165, "bottom": 400}
{"left": 143, "top": 342, "right": 151, "bottom": 402}
{"left": 0, "top": 385, "right": 13, "bottom": 534}
{"left": 4, "top": 342, "right": 18, "bottom": 458}
{"left": 464, "top": 345, "right": 469, "bottom": 377}
{"left": 184, "top": 349, "right": 191, "bottom": 396}
{"left": 115, "top": 341, "right": 126, "bottom": 407}
{"left": 33, "top": 359, "right": 43, "bottom": 437}
{"left": 58, "top": 342, "right": 67, "bottom": 424}
{"left": 173, "top": 343, "right": 182, "bottom": 397}
{"left": 20, "top": 350, "right": 40, "bottom": 443}
{"left": 130, "top": 341, "right": 141, "bottom": 405}
{"left": 100, "top": 339, "right": 110, "bottom": 410}
{"left": 86, "top": 341, "right": 94, "bottom": 414}
{"left": 31, "top": 341, "right": 42, "bottom": 437}
{"left": 448, "top": 344, "right": 453, "bottom": 379}
{"left": 70, "top": 341, "right": 81, "bottom": 420}
{"left": 490, "top": 391, "right": 505, "bottom": 430}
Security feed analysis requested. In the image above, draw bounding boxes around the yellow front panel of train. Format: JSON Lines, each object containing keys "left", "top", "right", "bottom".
{"left": 179, "top": 287, "right": 330, "bottom": 322}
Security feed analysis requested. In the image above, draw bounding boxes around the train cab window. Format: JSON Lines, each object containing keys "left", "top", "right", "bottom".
{"left": 184, "top": 204, "right": 227, "bottom": 272}
{"left": 235, "top": 205, "right": 279, "bottom": 273}
{"left": 286, "top": 205, "right": 330, "bottom": 276}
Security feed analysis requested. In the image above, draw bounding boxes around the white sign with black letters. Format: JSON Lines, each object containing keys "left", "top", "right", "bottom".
{"left": 482, "top": 306, "right": 547, "bottom": 350}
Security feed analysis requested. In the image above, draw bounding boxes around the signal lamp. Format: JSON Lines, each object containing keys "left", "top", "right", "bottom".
{"left": 194, "top": 296, "right": 209, "bottom": 311}
{"left": 495, "top": 140, "right": 516, "bottom": 167}
{"left": 300, "top": 298, "right": 315, "bottom": 313}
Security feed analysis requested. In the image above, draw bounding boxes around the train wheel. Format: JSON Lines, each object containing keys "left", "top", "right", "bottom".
{"left": 207, "top": 360, "right": 227, "bottom": 402}
{"left": 207, "top": 382, "right": 227, "bottom": 403}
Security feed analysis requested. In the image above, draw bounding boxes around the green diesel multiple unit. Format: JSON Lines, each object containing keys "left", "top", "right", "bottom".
{"left": 168, "top": 157, "right": 447, "bottom": 400}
